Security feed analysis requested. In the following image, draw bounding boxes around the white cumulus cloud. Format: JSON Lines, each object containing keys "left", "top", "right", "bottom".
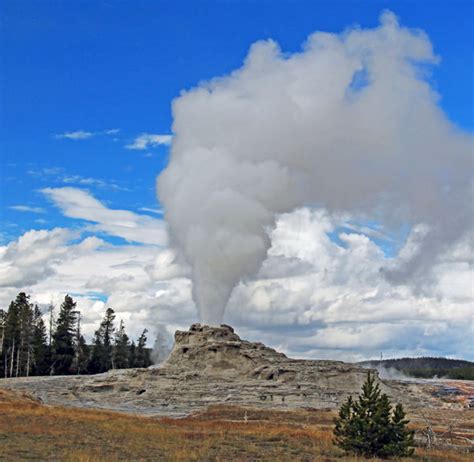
{"left": 0, "top": 206, "right": 471, "bottom": 360}
{"left": 41, "top": 187, "right": 168, "bottom": 246}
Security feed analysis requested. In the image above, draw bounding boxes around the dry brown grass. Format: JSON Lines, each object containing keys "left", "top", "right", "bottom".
{"left": 0, "top": 389, "right": 471, "bottom": 461}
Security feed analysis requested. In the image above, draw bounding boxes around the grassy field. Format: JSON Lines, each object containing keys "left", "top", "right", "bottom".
{"left": 0, "top": 389, "right": 472, "bottom": 462}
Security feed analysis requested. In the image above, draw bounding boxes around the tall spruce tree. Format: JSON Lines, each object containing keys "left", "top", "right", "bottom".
{"left": 113, "top": 320, "right": 130, "bottom": 369}
{"left": 129, "top": 340, "right": 136, "bottom": 368}
{"left": 89, "top": 328, "right": 105, "bottom": 374}
{"left": 102, "top": 308, "right": 115, "bottom": 369}
{"left": 134, "top": 329, "right": 151, "bottom": 368}
{"left": 89, "top": 308, "right": 115, "bottom": 373}
{"left": 334, "top": 372, "right": 414, "bottom": 458}
{"left": 75, "top": 334, "right": 89, "bottom": 374}
{"left": 18, "top": 294, "right": 34, "bottom": 377}
{"left": 31, "top": 305, "right": 48, "bottom": 376}
{"left": 51, "top": 295, "right": 77, "bottom": 375}
{"left": 47, "top": 303, "right": 55, "bottom": 352}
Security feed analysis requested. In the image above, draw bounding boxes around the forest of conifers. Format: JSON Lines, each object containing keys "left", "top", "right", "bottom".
{"left": 0, "top": 292, "right": 152, "bottom": 378}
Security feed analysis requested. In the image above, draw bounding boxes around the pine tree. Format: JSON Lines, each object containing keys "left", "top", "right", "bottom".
{"left": 129, "top": 340, "right": 136, "bottom": 368}
{"left": 51, "top": 295, "right": 77, "bottom": 375}
{"left": 31, "top": 305, "right": 48, "bottom": 376}
{"left": 334, "top": 372, "right": 415, "bottom": 458}
{"left": 113, "top": 320, "right": 130, "bottom": 369}
{"left": 89, "top": 327, "right": 105, "bottom": 374}
{"left": 371, "top": 393, "right": 393, "bottom": 456}
{"left": 75, "top": 334, "right": 90, "bottom": 374}
{"left": 72, "top": 311, "right": 89, "bottom": 374}
{"left": 134, "top": 329, "right": 151, "bottom": 368}
{"left": 102, "top": 308, "right": 115, "bottom": 370}
{"left": 0, "top": 293, "right": 42, "bottom": 377}
{"left": 2, "top": 293, "right": 35, "bottom": 377}
{"left": 19, "top": 295, "right": 35, "bottom": 377}
{"left": 386, "top": 404, "right": 415, "bottom": 457}
{"left": 0, "top": 292, "right": 161, "bottom": 377}
{"left": 89, "top": 308, "right": 115, "bottom": 373}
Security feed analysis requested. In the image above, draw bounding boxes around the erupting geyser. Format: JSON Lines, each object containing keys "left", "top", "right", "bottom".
{"left": 157, "top": 12, "right": 473, "bottom": 325}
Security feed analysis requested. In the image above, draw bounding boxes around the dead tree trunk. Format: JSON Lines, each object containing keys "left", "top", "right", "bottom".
{"left": 9, "top": 341, "right": 15, "bottom": 378}
{"left": 15, "top": 344, "right": 21, "bottom": 377}
{"left": 26, "top": 348, "right": 30, "bottom": 377}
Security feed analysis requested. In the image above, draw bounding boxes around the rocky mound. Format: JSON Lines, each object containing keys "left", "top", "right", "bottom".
{"left": 165, "top": 323, "right": 287, "bottom": 376}
{"left": 0, "top": 324, "right": 428, "bottom": 417}
{"left": 164, "top": 324, "right": 374, "bottom": 391}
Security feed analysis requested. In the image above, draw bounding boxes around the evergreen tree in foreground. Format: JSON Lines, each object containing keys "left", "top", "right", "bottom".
{"left": 334, "top": 372, "right": 414, "bottom": 458}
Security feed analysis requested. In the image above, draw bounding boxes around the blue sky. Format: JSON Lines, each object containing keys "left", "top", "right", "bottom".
{"left": 0, "top": 1, "right": 472, "bottom": 360}
{"left": 1, "top": 0, "right": 473, "bottom": 243}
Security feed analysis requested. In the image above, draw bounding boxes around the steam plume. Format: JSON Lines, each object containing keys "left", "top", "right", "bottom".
{"left": 150, "top": 324, "right": 172, "bottom": 366}
{"left": 158, "top": 12, "right": 473, "bottom": 325}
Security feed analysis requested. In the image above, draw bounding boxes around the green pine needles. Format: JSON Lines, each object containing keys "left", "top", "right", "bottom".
{"left": 334, "top": 372, "right": 415, "bottom": 458}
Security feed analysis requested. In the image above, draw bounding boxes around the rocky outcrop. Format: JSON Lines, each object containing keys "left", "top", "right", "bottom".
{"left": 0, "top": 324, "right": 398, "bottom": 416}
{"left": 165, "top": 323, "right": 287, "bottom": 375}
{"left": 164, "top": 324, "right": 375, "bottom": 393}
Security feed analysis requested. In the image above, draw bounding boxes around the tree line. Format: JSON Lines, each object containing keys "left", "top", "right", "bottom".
{"left": 0, "top": 292, "right": 152, "bottom": 378}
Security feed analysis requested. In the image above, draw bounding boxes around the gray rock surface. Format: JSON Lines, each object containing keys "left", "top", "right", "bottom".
{"left": 0, "top": 323, "right": 413, "bottom": 416}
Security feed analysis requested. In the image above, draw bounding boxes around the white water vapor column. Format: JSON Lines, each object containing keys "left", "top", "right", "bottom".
{"left": 157, "top": 11, "right": 473, "bottom": 325}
